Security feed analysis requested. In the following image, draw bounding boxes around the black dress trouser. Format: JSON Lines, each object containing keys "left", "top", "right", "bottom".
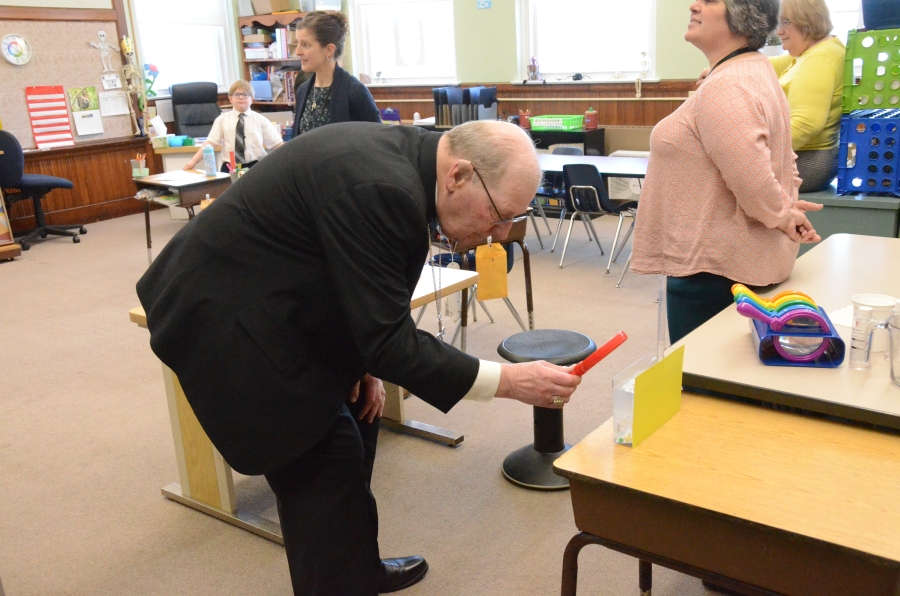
{"left": 264, "top": 399, "right": 381, "bottom": 596}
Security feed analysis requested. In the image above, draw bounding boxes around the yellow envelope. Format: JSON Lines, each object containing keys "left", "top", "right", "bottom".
{"left": 474, "top": 243, "right": 508, "bottom": 301}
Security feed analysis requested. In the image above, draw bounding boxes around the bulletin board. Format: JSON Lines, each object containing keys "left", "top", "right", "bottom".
{"left": 0, "top": 19, "right": 134, "bottom": 149}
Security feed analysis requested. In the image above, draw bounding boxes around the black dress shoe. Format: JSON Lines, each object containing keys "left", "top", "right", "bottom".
{"left": 377, "top": 556, "right": 428, "bottom": 593}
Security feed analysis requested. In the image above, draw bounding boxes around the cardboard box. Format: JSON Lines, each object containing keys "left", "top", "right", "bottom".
{"left": 243, "top": 33, "right": 273, "bottom": 43}
{"left": 251, "top": 0, "right": 292, "bottom": 14}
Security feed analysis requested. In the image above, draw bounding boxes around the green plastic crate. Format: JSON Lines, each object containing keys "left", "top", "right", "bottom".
{"left": 530, "top": 115, "right": 584, "bottom": 131}
{"left": 842, "top": 28, "right": 900, "bottom": 113}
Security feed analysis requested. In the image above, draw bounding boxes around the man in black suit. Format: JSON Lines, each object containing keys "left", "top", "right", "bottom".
{"left": 137, "top": 120, "right": 582, "bottom": 595}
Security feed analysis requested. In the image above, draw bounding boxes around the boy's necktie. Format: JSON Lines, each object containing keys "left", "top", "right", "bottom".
{"left": 235, "top": 113, "right": 245, "bottom": 164}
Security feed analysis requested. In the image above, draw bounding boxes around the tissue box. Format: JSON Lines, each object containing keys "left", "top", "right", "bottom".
{"left": 251, "top": 0, "right": 292, "bottom": 14}
{"left": 151, "top": 136, "right": 170, "bottom": 149}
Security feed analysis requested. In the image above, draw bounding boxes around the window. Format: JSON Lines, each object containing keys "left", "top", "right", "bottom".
{"left": 519, "top": 0, "right": 655, "bottom": 82}
{"left": 129, "top": 0, "right": 238, "bottom": 95}
{"left": 349, "top": 0, "right": 457, "bottom": 85}
{"left": 827, "top": 0, "right": 863, "bottom": 45}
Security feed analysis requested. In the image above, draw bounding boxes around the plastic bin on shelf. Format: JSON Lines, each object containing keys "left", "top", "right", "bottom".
{"left": 835, "top": 109, "right": 900, "bottom": 196}
{"left": 529, "top": 115, "right": 584, "bottom": 132}
{"left": 842, "top": 28, "right": 900, "bottom": 113}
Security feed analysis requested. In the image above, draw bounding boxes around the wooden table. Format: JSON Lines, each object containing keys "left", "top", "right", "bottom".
{"left": 133, "top": 170, "right": 231, "bottom": 264}
{"left": 130, "top": 264, "right": 477, "bottom": 543}
{"left": 554, "top": 392, "right": 900, "bottom": 596}
{"left": 681, "top": 234, "right": 900, "bottom": 430}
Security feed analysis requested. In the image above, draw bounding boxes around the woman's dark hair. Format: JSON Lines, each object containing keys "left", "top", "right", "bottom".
{"left": 723, "top": 0, "right": 780, "bottom": 50}
{"left": 297, "top": 10, "right": 349, "bottom": 59}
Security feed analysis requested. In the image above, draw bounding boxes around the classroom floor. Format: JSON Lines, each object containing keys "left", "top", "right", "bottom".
{"left": 1, "top": 207, "right": 720, "bottom": 595}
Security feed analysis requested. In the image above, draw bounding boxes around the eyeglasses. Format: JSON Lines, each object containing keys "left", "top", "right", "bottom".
{"left": 472, "top": 165, "right": 524, "bottom": 226}
{"left": 231, "top": 92, "right": 252, "bottom": 98}
{"left": 778, "top": 18, "right": 791, "bottom": 28}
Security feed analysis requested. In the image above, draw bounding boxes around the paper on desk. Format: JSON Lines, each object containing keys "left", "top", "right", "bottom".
{"left": 149, "top": 115, "right": 167, "bottom": 137}
{"left": 829, "top": 305, "right": 854, "bottom": 328}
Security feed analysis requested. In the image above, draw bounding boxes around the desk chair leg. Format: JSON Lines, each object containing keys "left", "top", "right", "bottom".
{"left": 529, "top": 211, "right": 545, "bottom": 249}
{"left": 616, "top": 253, "right": 633, "bottom": 288}
{"left": 611, "top": 218, "right": 635, "bottom": 264}
{"left": 477, "top": 299, "right": 496, "bottom": 323}
{"left": 503, "top": 298, "right": 527, "bottom": 332}
{"left": 585, "top": 217, "right": 605, "bottom": 256}
{"left": 582, "top": 216, "right": 593, "bottom": 241}
{"left": 551, "top": 207, "right": 567, "bottom": 253}
{"left": 607, "top": 214, "right": 627, "bottom": 273}
{"left": 639, "top": 559, "right": 652, "bottom": 596}
{"left": 535, "top": 200, "right": 553, "bottom": 234}
{"left": 558, "top": 215, "right": 577, "bottom": 268}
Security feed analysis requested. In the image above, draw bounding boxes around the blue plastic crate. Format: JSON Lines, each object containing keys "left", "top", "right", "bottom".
{"left": 836, "top": 109, "right": 900, "bottom": 196}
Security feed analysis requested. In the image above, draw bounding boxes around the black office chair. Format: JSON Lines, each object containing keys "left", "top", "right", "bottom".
{"left": 555, "top": 164, "right": 637, "bottom": 270}
{"left": 0, "top": 130, "right": 84, "bottom": 250}
{"left": 171, "top": 82, "right": 221, "bottom": 137}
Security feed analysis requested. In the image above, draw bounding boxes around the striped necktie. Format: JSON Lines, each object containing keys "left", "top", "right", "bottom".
{"left": 235, "top": 112, "right": 246, "bottom": 165}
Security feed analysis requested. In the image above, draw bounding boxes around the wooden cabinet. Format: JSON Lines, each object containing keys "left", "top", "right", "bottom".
{"left": 238, "top": 12, "right": 307, "bottom": 109}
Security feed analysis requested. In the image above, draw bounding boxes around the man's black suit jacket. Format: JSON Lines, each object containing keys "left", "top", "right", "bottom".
{"left": 137, "top": 123, "right": 479, "bottom": 475}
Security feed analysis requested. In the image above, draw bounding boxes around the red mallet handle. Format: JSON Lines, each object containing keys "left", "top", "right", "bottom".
{"left": 570, "top": 331, "right": 628, "bottom": 376}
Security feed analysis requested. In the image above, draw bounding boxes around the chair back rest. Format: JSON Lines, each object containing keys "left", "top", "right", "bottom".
{"left": 551, "top": 146, "right": 584, "bottom": 156}
{"left": 171, "top": 82, "right": 221, "bottom": 137}
{"left": 0, "top": 130, "right": 24, "bottom": 188}
{"left": 563, "top": 164, "right": 611, "bottom": 213}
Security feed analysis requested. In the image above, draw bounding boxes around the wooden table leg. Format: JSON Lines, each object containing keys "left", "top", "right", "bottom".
{"left": 159, "top": 364, "right": 283, "bottom": 543}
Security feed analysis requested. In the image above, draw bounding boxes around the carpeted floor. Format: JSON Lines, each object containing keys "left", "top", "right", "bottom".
{"left": 1, "top": 207, "right": 717, "bottom": 595}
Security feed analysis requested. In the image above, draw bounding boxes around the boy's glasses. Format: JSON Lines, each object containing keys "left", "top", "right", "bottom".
{"left": 231, "top": 93, "right": 252, "bottom": 98}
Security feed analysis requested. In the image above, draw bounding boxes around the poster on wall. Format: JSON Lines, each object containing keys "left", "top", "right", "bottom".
{"left": 25, "top": 86, "right": 75, "bottom": 149}
{"left": 67, "top": 86, "right": 104, "bottom": 136}
{"left": 0, "top": 195, "right": 14, "bottom": 246}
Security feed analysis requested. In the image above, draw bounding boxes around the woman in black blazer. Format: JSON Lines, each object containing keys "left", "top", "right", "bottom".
{"left": 291, "top": 11, "right": 381, "bottom": 138}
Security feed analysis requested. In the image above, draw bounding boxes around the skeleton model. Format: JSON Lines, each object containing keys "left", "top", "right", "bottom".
{"left": 90, "top": 30, "right": 119, "bottom": 73}
{"left": 120, "top": 36, "right": 147, "bottom": 135}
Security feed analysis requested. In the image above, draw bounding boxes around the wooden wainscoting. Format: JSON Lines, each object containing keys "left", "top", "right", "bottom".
{"left": 369, "top": 80, "right": 696, "bottom": 128}
{"left": 6, "top": 137, "right": 163, "bottom": 234}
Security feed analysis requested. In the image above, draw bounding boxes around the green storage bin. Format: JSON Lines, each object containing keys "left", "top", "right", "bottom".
{"left": 530, "top": 115, "right": 584, "bottom": 132}
{"left": 842, "top": 28, "right": 900, "bottom": 113}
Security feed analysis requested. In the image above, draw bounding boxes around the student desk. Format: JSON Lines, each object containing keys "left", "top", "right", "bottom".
{"left": 554, "top": 392, "right": 900, "bottom": 596}
{"left": 681, "top": 234, "right": 900, "bottom": 430}
{"left": 130, "top": 264, "right": 477, "bottom": 543}
{"left": 537, "top": 153, "right": 648, "bottom": 178}
{"left": 133, "top": 170, "right": 231, "bottom": 264}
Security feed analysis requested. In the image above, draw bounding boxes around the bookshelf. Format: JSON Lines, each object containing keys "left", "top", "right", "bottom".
{"left": 239, "top": 12, "right": 307, "bottom": 109}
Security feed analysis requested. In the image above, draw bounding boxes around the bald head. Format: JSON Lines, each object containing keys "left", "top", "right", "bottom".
{"left": 443, "top": 120, "right": 542, "bottom": 195}
{"left": 434, "top": 121, "right": 543, "bottom": 246}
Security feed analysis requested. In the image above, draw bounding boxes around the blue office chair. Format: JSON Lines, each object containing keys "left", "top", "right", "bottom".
{"left": 0, "top": 130, "right": 84, "bottom": 250}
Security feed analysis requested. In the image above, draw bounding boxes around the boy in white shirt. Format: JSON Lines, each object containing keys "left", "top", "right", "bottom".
{"left": 184, "top": 80, "right": 284, "bottom": 171}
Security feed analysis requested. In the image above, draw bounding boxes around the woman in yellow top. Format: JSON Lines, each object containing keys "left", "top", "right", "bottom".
{"left": 770, "top": 0, "right": 845, "bottom": 192}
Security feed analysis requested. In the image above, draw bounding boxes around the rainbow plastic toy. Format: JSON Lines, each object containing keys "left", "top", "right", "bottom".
{"left": 732, "top": 284, "right": 844, "bottom": 367}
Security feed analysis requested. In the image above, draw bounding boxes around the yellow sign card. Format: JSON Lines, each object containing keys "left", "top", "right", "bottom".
{"left": 632, "top": 346, "right": 684, "bottom": 446}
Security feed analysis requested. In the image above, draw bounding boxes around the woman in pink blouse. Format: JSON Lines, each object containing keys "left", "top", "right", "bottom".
{"left": 632, "top": 0, "right": 822, "bottom": 344}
